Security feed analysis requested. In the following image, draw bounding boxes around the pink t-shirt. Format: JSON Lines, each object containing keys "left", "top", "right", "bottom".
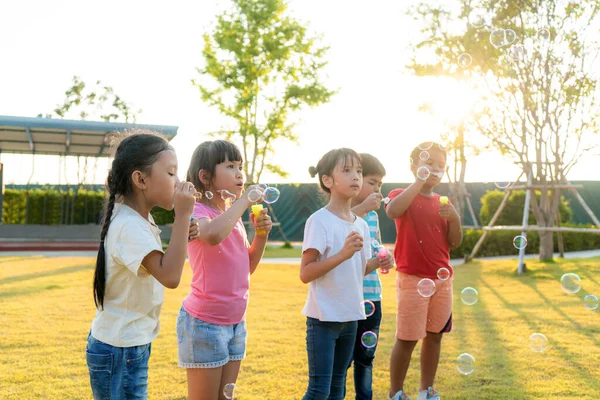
{"left": 183, "top": 202, "right": 251, "bottom": 325}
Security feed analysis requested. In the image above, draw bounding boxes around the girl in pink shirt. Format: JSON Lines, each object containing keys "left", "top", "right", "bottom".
{"left": 177, "top": 140, "right": 272, "bottom": 400}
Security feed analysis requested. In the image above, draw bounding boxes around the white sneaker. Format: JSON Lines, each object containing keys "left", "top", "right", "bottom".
{"left": 417, "top": 387, "right": 440, "bottom": 400}
{"left": 390, "top": 390, "right": 411, "bottom": 400}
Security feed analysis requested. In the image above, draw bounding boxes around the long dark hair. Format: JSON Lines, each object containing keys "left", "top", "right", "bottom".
{"left": 94, "top": 130, "right": 172, "bottom": 310}
{"left": 186, "top": 140, "right": 243, "bottom": 194}
{"left": 308, "top": 148, "right": 362, "bottom": 194}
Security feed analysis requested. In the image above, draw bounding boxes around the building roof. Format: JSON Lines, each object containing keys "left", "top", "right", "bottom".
{"left": 0, "top": 115, "right": 178, "bottom": 157}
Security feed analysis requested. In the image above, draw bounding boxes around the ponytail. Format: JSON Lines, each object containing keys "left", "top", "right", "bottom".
{"left": 93, "top": 190, "right": 116, "bottom": 310}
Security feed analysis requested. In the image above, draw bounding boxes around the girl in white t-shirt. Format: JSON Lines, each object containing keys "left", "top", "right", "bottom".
{"left": 301, "top": 148, "right": 393, "bottom": 400}
{"left": 86, "top": 131, "right": 197, "bottom": 400}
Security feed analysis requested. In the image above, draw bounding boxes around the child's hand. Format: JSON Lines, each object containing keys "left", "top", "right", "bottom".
{"left": 440, "top": 203, "right": 460, "bottom": 222}
{"left": 341, "top": 231, "right": 363, "bottom": 260}
{"left": 188, "top": 218, "right": 200, "bottom": 242}
{"left": 174, "top": 181, "right": 196, "bottom": 217}
{"left": 360, "top": 192, "right": 383, "bottom": 213}
{"left": 377, "top": 252, "right": 394, "bottom": 271}
{"left": 250, "top": 208, "right": 272, "bottom": 236}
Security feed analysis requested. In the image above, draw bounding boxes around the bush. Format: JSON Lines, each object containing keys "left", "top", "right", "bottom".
{"left": 480, "top": 190, "right": 572, "bottom": 226}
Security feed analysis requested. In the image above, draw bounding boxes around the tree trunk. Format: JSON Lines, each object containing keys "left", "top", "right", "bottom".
{"left": 539, "top": 230, "right": 554, "bottom": 261}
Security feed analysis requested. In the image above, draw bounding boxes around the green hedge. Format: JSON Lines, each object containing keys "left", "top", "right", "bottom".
{"left": 449, "top": 223, "right": 600, "bottom": 259}
{"left": 480, "top": 190, "right": 572, "bottom": 226}
{"left": 2, "top": 188, "right": 175, "bottom": 225}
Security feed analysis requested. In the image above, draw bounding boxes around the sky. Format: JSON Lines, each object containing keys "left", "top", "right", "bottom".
{"left": 0, "top": 0, "right": 597, "bottom": 186}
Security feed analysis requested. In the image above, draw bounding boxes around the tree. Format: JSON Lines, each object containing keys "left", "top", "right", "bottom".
{"left": 194, "top": 0, "right": 335, "bottom": 183}
{"left": 407, "top": 0, "right": 600, "bottom": 260}
{"left": 39, "top": 75, "right": 140, "bottom": 123}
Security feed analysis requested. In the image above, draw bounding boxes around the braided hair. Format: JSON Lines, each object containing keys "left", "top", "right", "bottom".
{"left": 93, "top": 130, "right": 172, "bottom": 310}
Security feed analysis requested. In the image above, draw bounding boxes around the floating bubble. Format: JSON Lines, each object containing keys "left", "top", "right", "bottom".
{"left": 362, "top": 300, "right": 375, "bottom": 317}
{"left": 223, "top": 383, "right": 236, "bottom": 399}
{"left": 509, "top": 44, "right": 525, "bottom": 60}
{"left": 513, "top": 235, "right": 528, "bottom": 250}
{"left": 504, "top": 29, "right": 517, "bottom": 45}
{"left": 456, "top": 353, "right": 475, "bottom": 375}
{"left": 416, "top": 166, "right": 431, "bottom": 181}
{"left": 220, "top": 189, "right": 236, "bottom": 201}
{"left": 263, "top": 187, "right": 281, "bottom": 204}
{"left": 420, "top": 151, "right": 430, "bottom": 161}
{"left": 458, "top": 53, "right": 473, "bottom": 68}
{"left": 417, "top": 278, "right": 436, "bottom": 298}
{"left": 205, "top": 191, "right": 214, "bottom": 200}
{"left": 529, "top": 333, "right": 548, "bottom": 353}
{"left": 537, "top": 28, "right": 551, "bottom": 41}
{"left": 437, "top": 267, "right": 451, "bottom": 281}
{"left": 247, "top": 188, "right": 263, "bottom": 203}
{"left": 371, "top": 240, "right": 380, "bottom": 248}
{"left": 498, "top": 55, "right": 513, "bottom": 68}
{"left": 469, "top": 9, "right": 486, "bottom": 28}
{"left": 560, "top": 273, "right": 581, "bottom": 294}
{"left": 494, "top": 181, "right": 511, "bottom": 189}
{"left": 361, "top": 331, "right": 378, "bottom": 348}
{"left": 490, "top": 29, "right": 507, "bottom": 48}
{"left": 258, "top": 183, "right": 268, "bottom": 190}
{"left": 418, "top": 142, "right": 433, "bottom": 151}
{"left": 584, "top": 294, "right": 599, "bottom": 310}
{"left": 461, "top": 287, "right": 479, "bottom": 305}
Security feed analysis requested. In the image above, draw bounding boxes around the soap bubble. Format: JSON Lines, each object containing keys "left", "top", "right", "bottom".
{"left": 362, "top": 300, "right": 375, "bottom": 317}
{"left": 418, "top": 142, "right": 433, "bottom": 151}
{"left": 537, "top": 28, "right": 551, "bottom": 41}
{"left": 416, "top": 166, "right": 431, "bottom": 181}
{"left": 461, "top": 287, "right": 478, "bottom": 306}
{"left": 584, "top": 294, "right": 599, "bottom": 310}
{"left": 437, "top": 267, "right": 451, "bottom": 281}
{"left": 469, "top": 9, "right": 486, "bottom": 28}
{"left": 458, "top": 53, "right": 473, "bottom": 68}
{"left": 417, "top": 278, "right": 436, "bottom": 297}
{"left": 247, "top": 188, "right": 263, "bottom": 203}
{"left": 560, "top": 273, "right": 581, "bottom": 294}
{"left": 513, "top": 235, "right": 528, "bottom": 250}
{"left": 494, "top": 182, "right": 511, "bottom": 189}
{"left": 456, "top": 353, "right": 475, "bottom": 375}
{"left": 205, "top": 191, "right": 214, "bottom": 200}
{"left": 529, "top": 333, "right": 548, "bottom": 353}
{"left": 223, "top": 383, "right": 236, "bottom": 399}
{"left": 490, "top": 29, "right": 507, "bottom": 48}
{"left": 420, "top": 151, "right": 430, "bottom": 161}
{"left": 263, "top": 187, "right": 281, "bottom": 204}
{"left": 361, "top": 331, "right": 378, "bottom": 348}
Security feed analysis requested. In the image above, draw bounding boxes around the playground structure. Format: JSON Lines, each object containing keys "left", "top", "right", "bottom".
{"left": 0, "top": 115, "right": 178, "bottom": 250}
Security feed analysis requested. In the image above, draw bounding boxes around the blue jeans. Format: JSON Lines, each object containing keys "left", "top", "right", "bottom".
{"left": 303, "top": 317, "right": 358, "bottom": 400}
{"left": 86, "top": 333, "right": 152, "bottom": 400}
{"left": 346, "top": 301, "right": 382, "bottom": 400}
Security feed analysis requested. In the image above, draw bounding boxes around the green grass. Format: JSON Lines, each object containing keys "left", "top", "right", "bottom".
{"left": 1, "top": 255, "right": 599, "bottom": 399}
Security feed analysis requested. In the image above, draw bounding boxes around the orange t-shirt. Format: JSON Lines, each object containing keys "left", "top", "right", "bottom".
{"left": 387, "top": 188, "right": 453, "bottom": 279}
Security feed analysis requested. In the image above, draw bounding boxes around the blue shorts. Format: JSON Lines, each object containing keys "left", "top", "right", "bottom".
{"left": 86, "top": 333, "right": 151, "bottom": 400}
{"left": 176, "top": 306, "right": 247, "bottom": 368}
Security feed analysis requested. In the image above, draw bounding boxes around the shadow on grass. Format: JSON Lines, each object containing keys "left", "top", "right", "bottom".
{"left": 479, "top": 261, "right": 600, "bottom": 392}
{"left": 0, "top": 264, "right": 93, "bottom": 286}
{"left": 0, "top": 284, "right": 64, "bottom": 300}
{"left": 455, "top": 261, "right": 526, "bottom": 397}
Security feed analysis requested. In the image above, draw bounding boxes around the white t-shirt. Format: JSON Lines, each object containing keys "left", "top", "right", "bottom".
{"left": 91, "top": 204, "right": 165, "bottom": 347}
{"left": 301, "top": 208, "right": 371, "bottom": 322}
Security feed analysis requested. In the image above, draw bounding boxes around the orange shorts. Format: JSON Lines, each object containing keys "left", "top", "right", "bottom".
{"left": 395, "top": 272, "right": 453, "bottom": 341}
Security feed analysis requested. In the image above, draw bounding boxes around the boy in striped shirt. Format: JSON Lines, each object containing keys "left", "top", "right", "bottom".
{"left": 347, "top": 153, "right": 388, "bottom": 400}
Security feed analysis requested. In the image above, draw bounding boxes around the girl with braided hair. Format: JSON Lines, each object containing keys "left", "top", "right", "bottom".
{"left": 85, "top": 130, "right": 197, "bottom": 399}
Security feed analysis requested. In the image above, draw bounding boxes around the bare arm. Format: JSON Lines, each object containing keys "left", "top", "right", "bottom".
{"left": 144, "top": 182, "right": 195, "bottom": 289}
{"left": 300, "top": 231, "right": 363, "bottom": 284}
{"left": 385, "top": 180, "right": 426, "bottom": 219}
{"left": 440, "top": 203, "right": 463, "bottom": 249}
{"left": 196, "top": 196, "right": 252, "bottom": 246}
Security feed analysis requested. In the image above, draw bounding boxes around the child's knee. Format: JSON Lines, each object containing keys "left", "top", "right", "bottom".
{"left": 397, "top": 338, "right": 418, "bottom": 350}
{"left": 425, "top": 331, "right": 444, "bottom": 343}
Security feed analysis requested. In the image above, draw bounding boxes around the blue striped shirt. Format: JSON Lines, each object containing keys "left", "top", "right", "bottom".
{"left": 362, "top": 211, "right": 382, "bottom": 301}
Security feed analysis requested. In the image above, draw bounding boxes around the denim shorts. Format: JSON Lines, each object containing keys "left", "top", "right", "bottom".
{"left": 85, "top": 333, "right": 152, "bottom": 400}
{"left": 176, "top": 306, "right": 247, "bottom": 368}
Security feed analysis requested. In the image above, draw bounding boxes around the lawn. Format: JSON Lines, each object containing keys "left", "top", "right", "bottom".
{"left": 1, "top": 255, "right": 599, "bottom": 399}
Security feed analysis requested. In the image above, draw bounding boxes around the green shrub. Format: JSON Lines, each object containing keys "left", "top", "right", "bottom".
{"left": 480, "top": 190, "right": 572, "bottom": 226}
